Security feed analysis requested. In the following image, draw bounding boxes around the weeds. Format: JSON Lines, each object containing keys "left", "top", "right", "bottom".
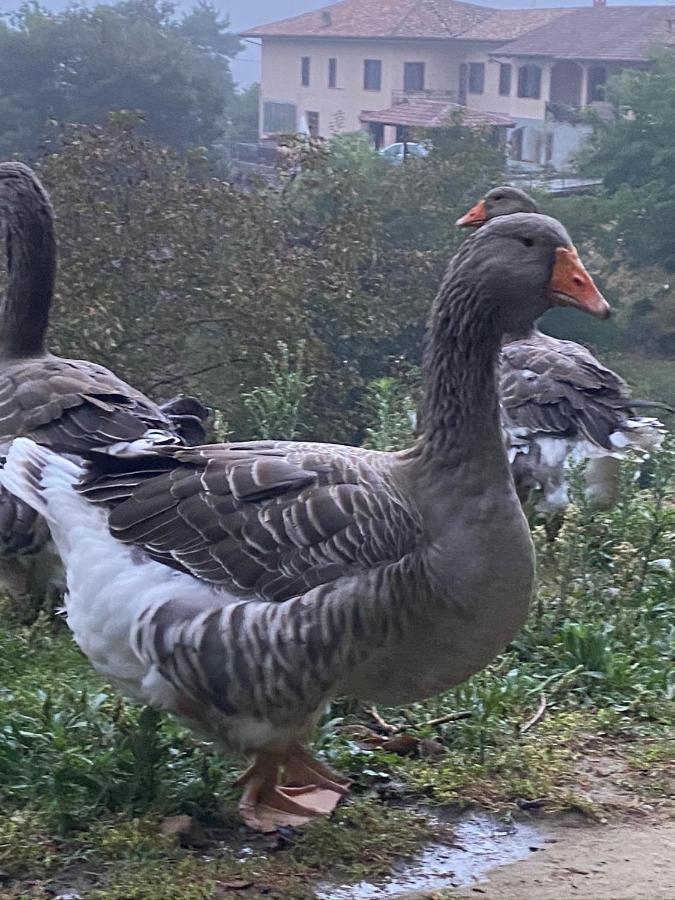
{"left": 241, "top": 340, "right": 316, "bottom": 440}
{"left": 361, "top": 376, "right": 417, "bottom": 451}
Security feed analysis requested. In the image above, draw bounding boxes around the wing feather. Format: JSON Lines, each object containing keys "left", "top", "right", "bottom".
{"left": 501, "top": 333, "right": 633, "bottom": 449}
{"left": 79, "top": 442, "right": 420, "bottom": 603}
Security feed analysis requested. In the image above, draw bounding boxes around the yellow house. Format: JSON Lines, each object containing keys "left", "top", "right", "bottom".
{"left": 243, "top": 0, "right": 675, "bottom": 170}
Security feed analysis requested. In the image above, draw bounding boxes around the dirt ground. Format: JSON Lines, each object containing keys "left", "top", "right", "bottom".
{"left": 449, "top": 819, "right": 675, "bottom": 900}
{"left": 408, "top": 739, "right": 675, "bottom": 900}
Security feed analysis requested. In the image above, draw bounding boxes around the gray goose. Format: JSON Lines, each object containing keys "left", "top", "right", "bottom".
{"left": 458, "top": 186, "right": 668, "bottom": 514}
{"left": 0, "top": 162, "right": 209, "bottom": 607}
{"left": 0, "top": 213, "right": 609, "bottom": 832}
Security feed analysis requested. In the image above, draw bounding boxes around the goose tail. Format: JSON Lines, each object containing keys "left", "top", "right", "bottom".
{"left": 630, "top": 399, "right": 674, "bottom": 415}
{"left": 609, "top": 417, "right": 666, "bottom": 458}
{"left": 0, "top": 438, "right": 83, "bottom": 524}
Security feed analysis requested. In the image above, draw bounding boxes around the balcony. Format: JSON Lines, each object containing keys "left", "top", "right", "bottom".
{"left": 391, "top": 88, "right": 457, "bottom": 105}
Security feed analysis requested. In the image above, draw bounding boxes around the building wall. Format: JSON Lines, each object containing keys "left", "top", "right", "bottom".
{"left": 259, "top": 37, "right": 469, "bottom": 138}
{"left": 257, "top": 36, "right": 626, "bottom": 171}
{"left": 455, "top": 47, "right": 551, "bottom": 120}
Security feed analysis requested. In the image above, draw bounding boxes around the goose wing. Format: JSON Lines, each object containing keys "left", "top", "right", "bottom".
{"left": 78, "top": 441, "right": 421, "bottom": 603}
{"left": 0, "top": 355, "right": 177, "bottom": 453}
{"left": 500, "top": 335, "right": 631, "bottom": 450}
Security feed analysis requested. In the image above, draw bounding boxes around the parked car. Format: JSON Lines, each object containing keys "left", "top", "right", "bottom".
{"left": 378, "top": 141, "right": 430, "bottom": 164}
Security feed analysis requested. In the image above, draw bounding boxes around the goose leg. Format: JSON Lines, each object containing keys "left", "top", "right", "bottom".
{"left": 236, "top": 749, "right": 345, "bottom": 832}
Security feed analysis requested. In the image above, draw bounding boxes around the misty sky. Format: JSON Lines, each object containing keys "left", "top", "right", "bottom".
{"left": 0, "top": 0, "right": 673, "bottom": 87}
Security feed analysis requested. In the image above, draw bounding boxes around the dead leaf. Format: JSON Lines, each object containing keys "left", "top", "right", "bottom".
{"left": 381, "top": 734, "right": 420, "bottom": 756}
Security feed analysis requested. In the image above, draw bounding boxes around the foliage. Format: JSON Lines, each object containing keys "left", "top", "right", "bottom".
{"left": 361, "top": 376, "right": 416, "bottom": 451}
{"left": 0, "top": 0, "right": 241, "bottom": 157}
{"left": 241, "top": 340, "right": 316, "bottom": 440}
{"left": 283, "top": 125, "right": 504, "bottom": 393}
{"left": 224, "top": 82, "right": 260, "bottom": 143}
{"left": 580, "top": 52, "right": 675, "bottom": 276}
{"left": 29, "top": 116, "right": 510, "bottom": 442}
{"left": 38, "top": 114, "right": 322, "bottom": 436}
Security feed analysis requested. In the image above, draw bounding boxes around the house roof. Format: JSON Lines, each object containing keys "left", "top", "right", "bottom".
{"left": 242, "top": 0, "right": 568, "bottom": 42}
{"left": 497, "top": 6, "right": 675, "bottom": 62}
{"left": 360, "top": 98, "right": 515, "bottom": 129}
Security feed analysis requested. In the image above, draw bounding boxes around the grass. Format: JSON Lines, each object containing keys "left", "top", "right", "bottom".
{"left": 0, "top": 442, "right": 673, "bottom": 896}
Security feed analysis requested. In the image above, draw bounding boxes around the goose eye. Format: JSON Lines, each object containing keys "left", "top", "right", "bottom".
{"left": 520, "top": 237, "right": 534, "bottom": 248}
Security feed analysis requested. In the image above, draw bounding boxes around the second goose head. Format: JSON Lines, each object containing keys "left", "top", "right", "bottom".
{"left": 456, "top": 185, "right": 538, "bottom": 228}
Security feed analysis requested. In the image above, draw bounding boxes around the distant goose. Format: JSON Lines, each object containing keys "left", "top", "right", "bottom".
{"left": 1, "top": 213, "right": 609, "bottom": 831}
{"left": 458, "top": 186, "right": 669, "bottom": 515}
{"left": 0, "top": 162, "right": 210, "bottom": 608}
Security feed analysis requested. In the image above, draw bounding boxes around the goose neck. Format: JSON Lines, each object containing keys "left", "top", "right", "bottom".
{"left": 417, "top": 277, "right": 504, "bottom": 464}
{"left": 0, "top": 175, "right": 56, "bottom": 360}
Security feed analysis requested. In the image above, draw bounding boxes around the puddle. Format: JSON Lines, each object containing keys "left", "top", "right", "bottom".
{"left": 315, "top": 813, "right": 546, "bottom": 899}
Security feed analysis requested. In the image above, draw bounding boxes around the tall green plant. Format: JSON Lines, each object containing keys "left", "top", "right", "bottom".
{"left": 242, "top": 341, "right": 316, "bottom": 440}
{"left": 362, "top": 377, "right": 416, "bottom": 451}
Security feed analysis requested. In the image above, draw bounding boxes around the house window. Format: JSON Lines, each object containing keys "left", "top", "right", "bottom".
{"left": 328, "top": 57, "right": 337, "bottom": 88}
{"left": 301, "top": 56, "right": 310, "bottom": 87}
{"left": 499, "top": 63, "right": 512, "bottom": 96}
{"left": 587, "top": 65, "right": 607, "bottom": 102}
{"left": 517, "top": 64, "right": 542, "bottom": 99}
{"left": 468, "top": 62, "right": 485, "bottom": 94}
{"left": 263, "top": 101, "right": 297, "bottom": 134}
{"left": 404, "top": 62, "right": 425, "bottom": 92}
{"left": 364, "top": 59, "right": 382, "bottom": 91}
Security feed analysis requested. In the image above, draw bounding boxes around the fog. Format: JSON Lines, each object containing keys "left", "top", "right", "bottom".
{"left": 1, "top": 0, "right": 672, "bottom": 87}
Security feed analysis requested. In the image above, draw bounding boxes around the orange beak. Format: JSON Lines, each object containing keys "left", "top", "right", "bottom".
{"left": 456, "top": 199, "right": 488, "bottom": 228}
{"left": 549, "top": 247, "right": 610, "bottom": 320}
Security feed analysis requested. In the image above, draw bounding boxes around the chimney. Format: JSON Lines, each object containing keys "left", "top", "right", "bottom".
{"left": 593, "top": 0, "right": 607, "bottom": 6}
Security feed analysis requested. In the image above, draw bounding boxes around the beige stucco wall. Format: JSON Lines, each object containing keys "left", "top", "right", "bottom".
{"left": 456, "top": 47, "right": 551, "bottom": 120}
{"left": 258, "top": 37, "right": 469, "bottom": 137}
{"left": 257, "top": 36, "right": 631, "bottom": 144}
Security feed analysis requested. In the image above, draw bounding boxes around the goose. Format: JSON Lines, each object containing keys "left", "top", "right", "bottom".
{"left": 0, "top": 213, "right": 609, "bottom": 832}
{"left": 0, "top": 161, "right": 210, "bottom": 608}
{"left": 458, "top": 186, "right": 669, "bottom": 514}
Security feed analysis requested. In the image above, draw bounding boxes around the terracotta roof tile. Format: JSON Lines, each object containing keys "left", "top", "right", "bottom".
{"left": 497, "top": 6, "right": 675, "bottom": 62}
{"left": 243, "top": 0, "right": 493, "bottom": 40}
{"left": 462, "top": 8, "right": 573, "bottom": 42}
{"left": 360, "top": 98, "right": 515, "bottom": 128}
{"left": 243, "top": 1, "right": 675, "bottom": 62}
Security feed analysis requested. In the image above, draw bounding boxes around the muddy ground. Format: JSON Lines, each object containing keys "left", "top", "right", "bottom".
{"left": 447, "top": 819, "right": 675, "bottom": 900}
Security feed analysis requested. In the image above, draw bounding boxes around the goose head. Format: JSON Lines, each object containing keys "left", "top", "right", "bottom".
{"left": 456, "top": 185, "right": 538, "bottom": 228}
{"left": 459, "top": 213, "right": 609, "bottom": 334}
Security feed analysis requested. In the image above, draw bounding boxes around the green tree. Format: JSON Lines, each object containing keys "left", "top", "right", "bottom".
{"left": 0, "top": 0, "right": 241, "bottom": 157}
{"left": 39, "top": 113, "right": 316, "bottom": 434}
{"left": 582, "top": 51, "right": 675, "bottom": 272}
{"left": 34, "top": 116, "right": 508, "bottom": 443}
{"left": 226, "top": 83, "right": 261, "bottom": 143}
{"left": 283, "top": 123, "right": 504, "bottom": 385}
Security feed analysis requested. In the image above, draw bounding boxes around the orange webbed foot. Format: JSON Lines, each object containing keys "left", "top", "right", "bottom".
{"left": 237, "top": 747, "right": 348, "bottom": 832}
